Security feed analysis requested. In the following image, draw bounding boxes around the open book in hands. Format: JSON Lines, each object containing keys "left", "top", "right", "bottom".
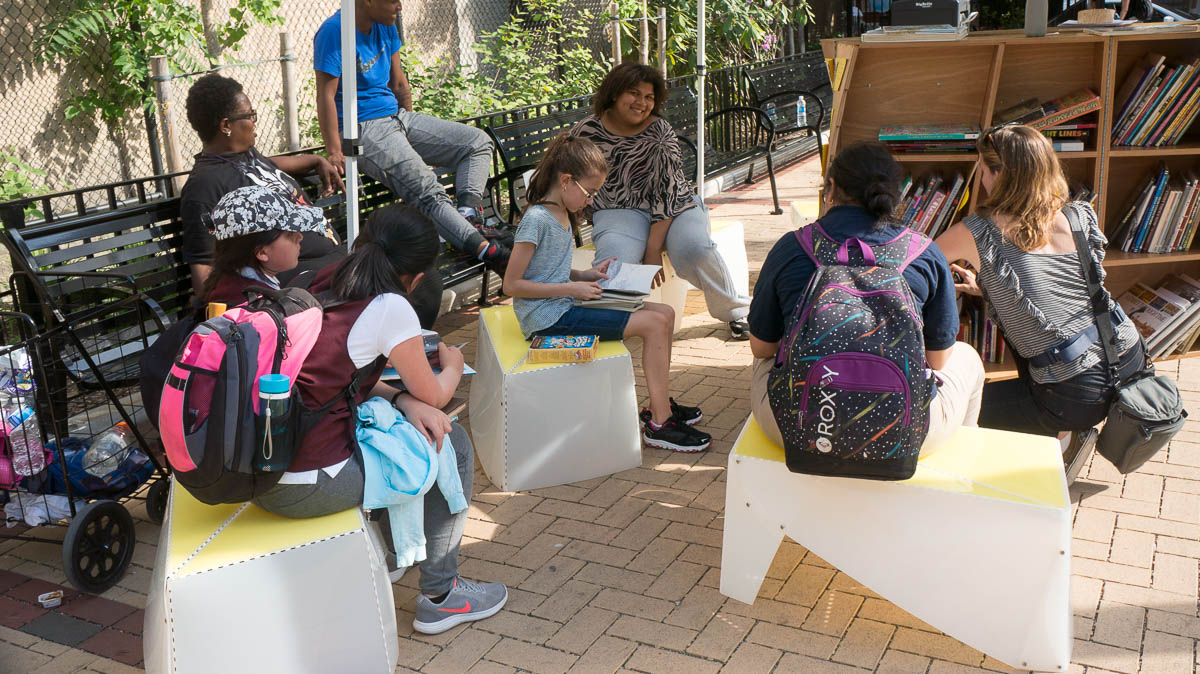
{"left": 575, "top": 261, "right": 663, "bottom": 311}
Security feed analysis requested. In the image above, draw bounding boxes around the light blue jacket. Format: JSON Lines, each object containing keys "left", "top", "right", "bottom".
{"left": 356, "top": 397, "right": 467, "bottom": 567}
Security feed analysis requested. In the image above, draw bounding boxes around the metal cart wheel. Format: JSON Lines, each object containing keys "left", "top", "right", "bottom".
{"left": 61, "top": 500, "right": 136, "bottom": 594}
{"left": 146, "top": 478, "right": 169, "bottom": 526}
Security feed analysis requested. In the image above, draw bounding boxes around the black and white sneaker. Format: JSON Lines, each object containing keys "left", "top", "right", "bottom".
{"left": 643, "top": 417, "right": 711, "bottom": 453}
{"left": 640, "top": 398, "right": 702, "bottom": 426}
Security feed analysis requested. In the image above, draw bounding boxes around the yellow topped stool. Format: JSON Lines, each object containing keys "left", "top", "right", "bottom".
{"left": 720, "top": 417, "right": 1071, "bottom": 672}
{"left": 469, "top": 305, "right": 642, "bottom": 491}
{"left": 144, "top": 483, "right": 397, "bottom": 674}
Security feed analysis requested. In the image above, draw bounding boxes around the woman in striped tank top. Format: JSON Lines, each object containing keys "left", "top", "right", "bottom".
{"left": 936, "top": 124, "right": 1148, "bottom": 463}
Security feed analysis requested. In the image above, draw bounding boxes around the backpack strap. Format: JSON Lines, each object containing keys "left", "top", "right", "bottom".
{"left": 898, "top": 229, "right": 932, "bottom": 272}
{"left": 794, "top": 223, "right": 820, "bottom": 267}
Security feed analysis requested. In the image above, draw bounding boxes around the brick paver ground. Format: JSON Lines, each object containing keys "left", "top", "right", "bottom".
{"left": 1, "top": 156, "right": 1197, "bottom": 673}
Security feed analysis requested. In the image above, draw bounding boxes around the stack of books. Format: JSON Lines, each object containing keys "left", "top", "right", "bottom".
{"left": 894, "top": 170, "right": 970, "bottom": 238}
{"left": 1117, "top": 274, "right": 1200, "bottom": 359}
{"left": 1108, "top": 165, "right": 1200, "bottom": 253}
{"left": 992, "top": 90, "right": 1103, "bottom": 150}
{"left": 1111, "top": 53, "right": 1200, "bottom": 147}
{"left": 573, "top": 261, "right": 661, "bottom": 312}
{"left": 959, "top": 299, "right": 1007, "bottom": 364}
{"left": 860, "top": 24, "right": 968, "bottom": 42}
{"left": 878, "top": 124, "right": 980, "bottom": 153}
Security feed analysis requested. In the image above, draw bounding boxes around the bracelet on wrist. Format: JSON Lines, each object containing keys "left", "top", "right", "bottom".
{"left": 390, "top": 390, "right": 405, "bottom": 409}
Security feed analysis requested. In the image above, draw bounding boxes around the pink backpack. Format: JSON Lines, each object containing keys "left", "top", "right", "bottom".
{"left": 158, "top": 287, "right": 324, "bottom": 505}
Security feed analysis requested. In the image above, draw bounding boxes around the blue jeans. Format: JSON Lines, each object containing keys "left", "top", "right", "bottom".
{"left": 359, "top": 111, "right": 493, "bottom": 253}
{"left": 252, "top": 423, "right": 474, "bottom": 596}
{"left": 978, "top": 341, "right": 1148, "bottom": 436}
{"left": 532, "top": 306, "right": 631, "bottom": 341}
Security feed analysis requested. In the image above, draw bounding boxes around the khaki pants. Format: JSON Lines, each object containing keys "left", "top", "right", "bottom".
{"left": 750, "top": 342, "right": 984, "bottom": 455}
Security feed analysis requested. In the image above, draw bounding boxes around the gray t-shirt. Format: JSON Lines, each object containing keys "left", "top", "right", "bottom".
{"left": 513, "top": 205, "right": 575, "bottom": 339}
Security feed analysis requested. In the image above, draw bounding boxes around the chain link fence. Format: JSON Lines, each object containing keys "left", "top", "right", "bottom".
{"left": 0, "top": 0, "right": 580, "bottom": 200}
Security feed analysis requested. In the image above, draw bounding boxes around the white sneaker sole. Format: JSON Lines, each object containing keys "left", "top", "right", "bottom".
{"left": 412, "top": 590, "right": 508, "bottom": 635}
{"left": 643, "top": 432, "right": 711, "bottom": 453}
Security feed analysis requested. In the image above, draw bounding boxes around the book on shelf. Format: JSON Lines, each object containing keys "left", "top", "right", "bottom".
{"left": 993, "top": 98, "right": 1044, "bottom": 125}
{"left": 893, "top": 170, "right": 969, "bottom": 239}
{"left": 1147, "top": 275, "right": 1200, "bottom": 359}
{"left": 879, "top": 123, "right": 980, "bottom": 153}
{"left": 1051, "top": 140, "right": 1086, "bottom": 152}
{"left": 1112, "top": 53, "right": 1200, "bottom": 147}
{"left": 1028, "top": 89, "right": 1102, "bottom": 130}
{"left": 526, "top": 335, "right": 599, "bottom": 364}
{"left": 1110, "top": 165, "right": 1200, "bottom": 254}
{"left": 1117, "top": 282, "right": 1187, "bottom": 342}
{"left": 957, "top": 299, "right": 1007, "bottom": 364}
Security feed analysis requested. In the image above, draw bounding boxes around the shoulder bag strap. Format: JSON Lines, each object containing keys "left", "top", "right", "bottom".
{"left": 1065, "top": 206, "right": 1121, "bottom": 380}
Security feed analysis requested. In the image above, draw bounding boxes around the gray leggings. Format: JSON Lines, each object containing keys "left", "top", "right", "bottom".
{"left": 253, "top": 423, "right": 475, "bottom": 595}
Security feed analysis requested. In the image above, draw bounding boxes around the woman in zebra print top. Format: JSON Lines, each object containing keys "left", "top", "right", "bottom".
{"left": 936, "top": 124, "right": 1148, "bottom": 463}
{"left": 569, "top": 63, "right": 752, "bottom": 340}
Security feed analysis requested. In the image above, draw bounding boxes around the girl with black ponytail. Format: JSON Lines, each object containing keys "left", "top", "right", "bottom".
{"left": 251, "top": 204, "right": 509, "bottom": 633}
{"left": 746, "top": 141, "right": 984, "bottom": 454}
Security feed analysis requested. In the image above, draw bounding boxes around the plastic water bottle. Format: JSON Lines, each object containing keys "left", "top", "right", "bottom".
{"left": 764, "top": 101, "right": 777, "bottom": 123}
{"left": 4, "top": 396, "right": 45, "bottom": 477}
{"left": 796, "top": 96, "right": 807, "bottom": 129}
{"left": 255, "top": 374, "right": 292, "bottom": 472}
{"left": 85, "top": 422, "right": 133, "bottom": 477}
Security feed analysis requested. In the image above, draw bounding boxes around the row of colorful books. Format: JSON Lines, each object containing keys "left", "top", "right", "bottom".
{"left": 895, "top": 171, "right": 969, "bottom": 237}
{"left": 1117, "top": 274, "right": 1200, "bottom": 360}
{"left": 1112, "top": 53, "right": 1200, "bottom": 147}
{"left": 958, "top": 301, "right": 1007, "bottom": 364}
{"left": 1109, "top": 164, "right": 1200, "bottom": 254}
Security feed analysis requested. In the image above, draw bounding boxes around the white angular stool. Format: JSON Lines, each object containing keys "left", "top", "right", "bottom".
{"left": 720, "top": 417, "right": 1071, "bottom": 672}
{"left": 469, "top": 305, "right": 641, "bottom": 492}
{"left": 144, "top": 483, "right": 397, "bottom": 674}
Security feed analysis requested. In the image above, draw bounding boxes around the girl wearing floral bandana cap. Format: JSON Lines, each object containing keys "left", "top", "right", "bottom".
{"left": 202, "top": 184, "right": 329, "bottom": 305}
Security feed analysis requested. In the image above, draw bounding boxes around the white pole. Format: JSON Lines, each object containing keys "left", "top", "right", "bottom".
{"left": 695, "top": 0, "right": 706, "bottom": 199}
{"left": 340, "top": 0, "right": 360, "bottom": 247}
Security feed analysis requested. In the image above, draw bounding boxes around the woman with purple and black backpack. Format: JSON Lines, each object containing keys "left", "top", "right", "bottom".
{"left": 748, "top": 141, "right": 984, "bottom": 454}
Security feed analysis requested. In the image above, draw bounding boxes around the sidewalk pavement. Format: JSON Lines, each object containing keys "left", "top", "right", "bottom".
{"left": 1, "top": 155, "right": 1197, "bottom": 673}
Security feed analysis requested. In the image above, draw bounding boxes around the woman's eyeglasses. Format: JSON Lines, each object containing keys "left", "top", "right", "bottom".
{"left": 229, "top": 110, "right": 258, "bottom": 124}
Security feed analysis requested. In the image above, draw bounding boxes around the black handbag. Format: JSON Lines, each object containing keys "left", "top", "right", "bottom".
{"left": 1066, "top": 207, "right": 1187, "bottom": 474}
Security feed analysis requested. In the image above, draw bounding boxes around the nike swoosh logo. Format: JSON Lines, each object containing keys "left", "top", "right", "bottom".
{"left": 438, "top": 602, "right": 471, "bottom": 613}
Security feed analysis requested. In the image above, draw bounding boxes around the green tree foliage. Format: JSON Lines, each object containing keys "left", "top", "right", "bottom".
{"left": 36, "top": 0, "right": 284, "bottom": 125}
{"left": 1, "top": 149, "right": 53, "bottom": 220}
{"left": 613, "top": 0, "right": 811, "bottom": 74}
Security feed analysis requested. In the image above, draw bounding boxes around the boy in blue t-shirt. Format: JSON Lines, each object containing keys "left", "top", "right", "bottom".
{"left": 313, "top": 0, "right": 509, "bottom": 267}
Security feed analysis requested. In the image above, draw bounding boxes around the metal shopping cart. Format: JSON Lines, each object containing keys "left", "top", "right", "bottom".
{"left": 0, "top": 295, "right": 170, "bottom": 593}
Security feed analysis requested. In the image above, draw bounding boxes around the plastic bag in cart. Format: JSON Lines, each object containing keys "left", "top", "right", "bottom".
{"left": 4, "top": 493, "right": 82, "bottom": 527}
{"left": 34, "top": 437, "right": 154, "bottom": 500}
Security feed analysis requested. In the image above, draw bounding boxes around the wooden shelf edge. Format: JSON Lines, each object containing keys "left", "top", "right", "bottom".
{"left": 1108, "top": 144, "right": 1200, "bottom": 157}
{"left": 1103, "top": 250, "right": 1200, "bottom": 266}
{"left": 983, "top": 361, "right": 1018, "bottom": 382}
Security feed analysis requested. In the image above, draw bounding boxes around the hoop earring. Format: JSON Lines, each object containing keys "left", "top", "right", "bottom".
{"left": 224, "top": 129, "right": 231, "bottom": 136}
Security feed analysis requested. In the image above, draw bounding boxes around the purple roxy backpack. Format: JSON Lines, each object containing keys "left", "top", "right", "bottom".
{"left": 767, "top": 222, "right": 936, "bottom": 480}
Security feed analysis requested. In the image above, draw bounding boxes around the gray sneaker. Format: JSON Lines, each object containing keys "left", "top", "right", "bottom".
{"left": 1063, "top": 427, "right": 1099, "bottom": 484}
{"left": 412, "top": 577, "right": 508, "bottom": 634}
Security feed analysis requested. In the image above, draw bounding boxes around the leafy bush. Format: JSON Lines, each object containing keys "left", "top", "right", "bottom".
{"left": 1, "top": 149, "right": 52, "bottom": 220}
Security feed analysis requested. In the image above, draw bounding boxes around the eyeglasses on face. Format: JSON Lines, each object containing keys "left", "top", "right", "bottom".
{"left": 229, "top": 110, "right": 258, "bottom": 124}
{"left": 573, "top": 177, "right": 598, "bottom": 201}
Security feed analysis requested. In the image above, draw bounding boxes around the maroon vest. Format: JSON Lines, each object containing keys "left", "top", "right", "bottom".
{"left": 206, "top": 272, "right": 267, "bottom": 307}
{"left": 290, "top": 268, "right": 385, "bottom": 472}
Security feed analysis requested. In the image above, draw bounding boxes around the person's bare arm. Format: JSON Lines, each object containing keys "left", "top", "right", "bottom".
{"left": 189, "top": 263, "right": 212, "bottom": 300}
{"left": 1119, "top": 0, "right": 1131, "bottom": 19}
{"left": 934, "top": 222, "right": 982, "bottom": 272}
{"left": 269, "top": 153, "right": 345, "bottom": 195}
{"left": 749, "top": 334, "right": 779, "bottom": 360}
{"left": 643, "top": 218, "right": 672, "bottom": 287}
{"left": 502, "top": 242, "right": 602, "bottom": 300}
{"left": 925, "top": 347, "right": 952, "bottom": 371}
{"left": 315, "top": 71, "right": 345, "bottom": 174}
{"left": 389, "top": 51, "right": 413, "bottom": 112}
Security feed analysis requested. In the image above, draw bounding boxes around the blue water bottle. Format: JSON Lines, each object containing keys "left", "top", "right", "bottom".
{"left": 254, "top": 374, "right": 293, "bottom": 472}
